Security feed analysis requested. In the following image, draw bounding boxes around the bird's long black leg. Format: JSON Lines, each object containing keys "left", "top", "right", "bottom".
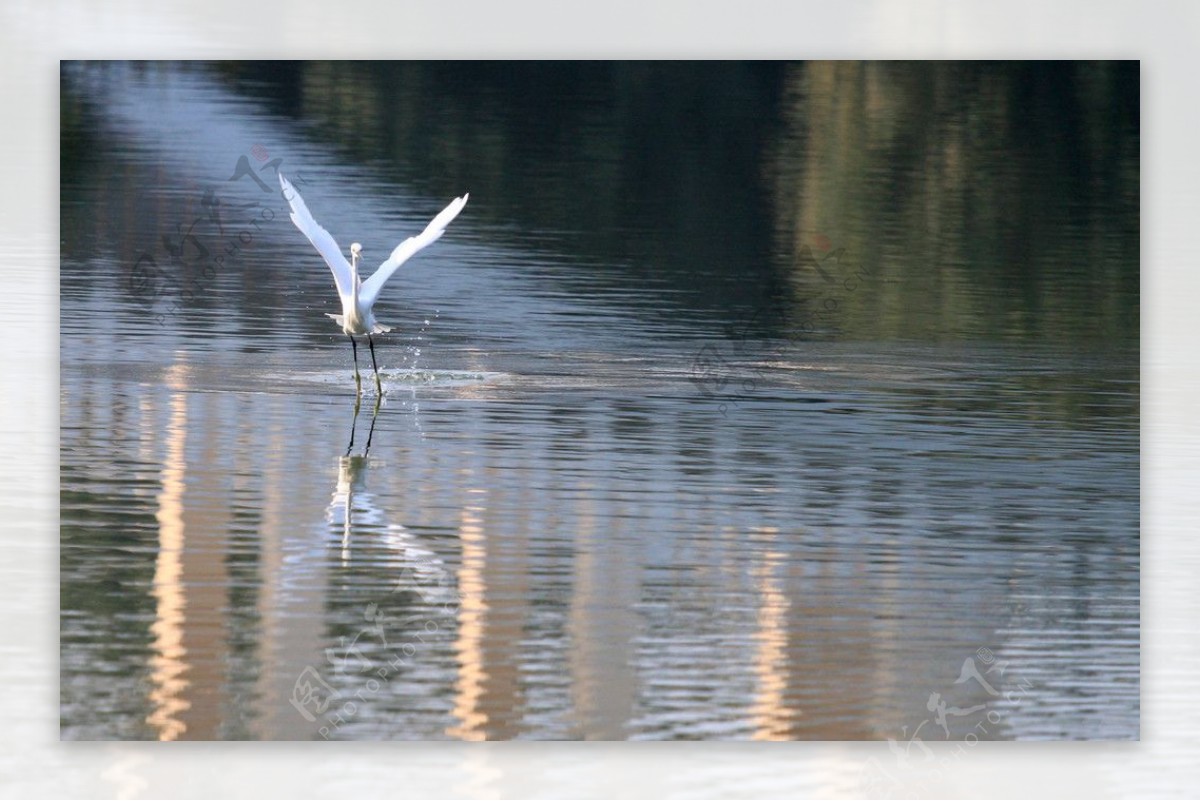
{"left": 349, "top": 334, "right": 362, "bottom": 395}
{"left": 368, "top": 334, "right": 383, "bottom": 395}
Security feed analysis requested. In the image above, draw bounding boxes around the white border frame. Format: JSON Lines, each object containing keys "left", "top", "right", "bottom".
{"left": 5, "top": 1, "right": 1194, "bottom": 797}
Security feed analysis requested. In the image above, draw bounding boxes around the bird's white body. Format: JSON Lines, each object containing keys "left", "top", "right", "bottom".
{"left": 279, "top": 172, "right": 469, "bottom": 392}
{"left": 327, "top": 243, "right": 388, "bottom": 337}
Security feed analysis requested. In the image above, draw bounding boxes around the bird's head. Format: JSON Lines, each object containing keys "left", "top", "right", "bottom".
{"left": 350, "top": 242, "right": 363, "bottom": 258}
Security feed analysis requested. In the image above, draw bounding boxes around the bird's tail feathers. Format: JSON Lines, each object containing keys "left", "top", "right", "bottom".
{"left": 325, "top": 313, "right": 393, "bottom": 335}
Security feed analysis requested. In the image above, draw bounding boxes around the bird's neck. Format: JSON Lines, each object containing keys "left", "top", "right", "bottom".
{"left": 350, "top": 254, "right": 361, "bottom": 296}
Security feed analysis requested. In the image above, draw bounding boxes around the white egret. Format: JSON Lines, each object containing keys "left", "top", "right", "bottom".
{"left": 279, "top": 172, "right": 469, "bottom": 394}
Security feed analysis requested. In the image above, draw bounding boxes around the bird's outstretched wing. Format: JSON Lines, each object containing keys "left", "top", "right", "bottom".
{"left": 358, "top": 193, "right": 469, "bottom": 310}
{"left": 279, "top": 173, "right": 356, "bottom": 304}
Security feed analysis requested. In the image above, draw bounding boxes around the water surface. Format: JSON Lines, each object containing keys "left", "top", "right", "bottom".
{"left": 60, "top": 61, "right": 1139, "bottom": 741}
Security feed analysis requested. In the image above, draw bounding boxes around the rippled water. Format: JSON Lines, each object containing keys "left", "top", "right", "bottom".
{"left": 60, "top": 61, "right": 1139, "bottom": 741}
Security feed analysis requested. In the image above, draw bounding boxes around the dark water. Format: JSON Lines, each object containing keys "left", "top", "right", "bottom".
{"left": 59, "top": 61, "right": 1139, "bottom": 741}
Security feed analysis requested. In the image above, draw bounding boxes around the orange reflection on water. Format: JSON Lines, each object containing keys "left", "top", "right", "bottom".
{"left": 146, "top": 368, "right": 190, "bottom": 741}
{"left": 750, "top": 542, "right": 796, "bottom": 740}
{"left": 144, "top": 361, "right": 231, "bottom": 741}
{"left": 447, "top": 499, "right": 488, "bottom": 740}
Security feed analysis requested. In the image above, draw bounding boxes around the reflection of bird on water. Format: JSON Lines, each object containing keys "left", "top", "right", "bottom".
{"left": 279, "top": 172, "right": 468, "bottom": 396}
{"left": 345, "top": 394, "right": 380, "bottom": 458}
{"left": 332, "top": 398, "right": 380, "bottom": 559}
{"left": 327, "top": 405, "right": 455, "bottom": 604}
